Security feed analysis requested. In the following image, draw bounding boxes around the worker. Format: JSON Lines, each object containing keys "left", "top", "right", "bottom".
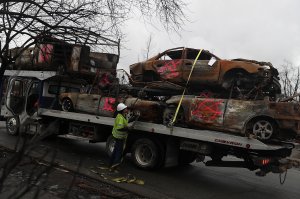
{"left": 109, "top": 103, "right": 131, "bottom": 171}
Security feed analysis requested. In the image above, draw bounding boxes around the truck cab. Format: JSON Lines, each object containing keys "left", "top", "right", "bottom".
{"left": 0, "top": 71, "right": 82, "bottom": 135}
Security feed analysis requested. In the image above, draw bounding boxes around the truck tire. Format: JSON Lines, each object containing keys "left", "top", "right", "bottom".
{"left": 105, "top": 135, "right": 115, "bottom": 158}
{"left": 6, "top": 116, "right": 20, "bottom": 136}
{"left": 131, "top": 138, "right": 162, "bottom": 170}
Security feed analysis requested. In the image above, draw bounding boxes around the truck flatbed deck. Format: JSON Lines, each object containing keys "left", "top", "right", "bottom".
{"left": 38, "top": 108, "right": 293, "bottom": 154}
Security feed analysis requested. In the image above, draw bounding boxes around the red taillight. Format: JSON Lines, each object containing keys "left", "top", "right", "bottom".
{"left": 261, "top": 159, "right": 270, "bottom": 166}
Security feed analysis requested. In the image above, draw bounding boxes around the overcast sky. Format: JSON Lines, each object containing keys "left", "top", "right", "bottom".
{"left": 118, "top": 0, "right": 300, "bottom": 72}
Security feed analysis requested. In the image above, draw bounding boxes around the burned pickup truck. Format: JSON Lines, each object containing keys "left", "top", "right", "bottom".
{"left": 129, "top": 47, "right": 281, "bottom": 100}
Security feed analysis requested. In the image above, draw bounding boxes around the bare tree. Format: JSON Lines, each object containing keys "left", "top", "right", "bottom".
{"left": 0, "top": 0, "right": 186, "bottom": 79}
{"left": 144, "top": 34, "right": 153, "bottom": 60}
{"left": 279, "top": 60, "right": 300, "bottom": 98}
{"left": 0, "top": 0, "right": 186, "bottom": 196}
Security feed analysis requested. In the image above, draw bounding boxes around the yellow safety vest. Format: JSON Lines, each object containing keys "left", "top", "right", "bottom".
{"left": 112, "top": 113, "right": 128, "bottom": 139}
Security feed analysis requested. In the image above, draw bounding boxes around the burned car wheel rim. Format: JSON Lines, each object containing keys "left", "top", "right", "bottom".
{"left": 6, "top": 117, "right": 19, "bottom": 135}
{"left": 62, "top": 98, "right": 73, "bottom": 112}
{"left": 253, "top": 120, "right": 273, "bottom": 140}
{"left": 135, "top": 144, "right": 155, "bottom": 166}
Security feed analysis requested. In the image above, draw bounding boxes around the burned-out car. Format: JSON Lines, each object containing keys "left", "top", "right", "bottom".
{"left": 163, "top": 96, "right": 300, "bottom": 141}
{"left": 59, "top": 93, "right": 163, "bottom": 123}
{"left": 130, "top": 47, "right": 281, "bottom": 99}
{"left": 8, "top": 36, "right": 119, "bottom": 77}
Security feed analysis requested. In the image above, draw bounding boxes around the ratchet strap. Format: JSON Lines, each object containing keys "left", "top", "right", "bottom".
{"left": 171, "top": 49, "right": 203, "bottom": 125}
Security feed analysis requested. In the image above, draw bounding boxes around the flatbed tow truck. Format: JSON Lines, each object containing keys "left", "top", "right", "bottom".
{"left": 0, "top": 70, "right": 295, "bottom": 177}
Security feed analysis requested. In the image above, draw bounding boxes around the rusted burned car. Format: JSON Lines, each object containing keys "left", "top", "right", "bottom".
{"left": 8, "top": 36, "right": 119, "bottom": 77}
{"left": 59, "top": 93, "right": 163, "bottom": 123}
{"left": 130, "top": 47, "right": 280, "bottom": 99}
{"left": 163, "top": 96, "right": 300, "bottom": 141}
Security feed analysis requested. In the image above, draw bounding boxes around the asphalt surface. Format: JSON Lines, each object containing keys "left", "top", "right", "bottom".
{"left": 0, "top": 146, "right": 144, "bottom": 199}
{"left": 1, "top": 121, "right": 300, "bottom": 199}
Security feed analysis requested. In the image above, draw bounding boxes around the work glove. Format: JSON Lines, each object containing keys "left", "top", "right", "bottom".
{"left": 128, "top": 122, "right": 135, "bottom": 130}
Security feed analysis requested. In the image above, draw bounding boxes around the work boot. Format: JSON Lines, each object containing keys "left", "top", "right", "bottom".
{"left": 109, "top": 164, "right": 120, "bottom": 173}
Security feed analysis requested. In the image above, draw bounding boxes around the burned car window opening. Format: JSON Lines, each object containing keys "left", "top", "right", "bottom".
{"left": 158, "top": 50, "right": 183, "bottom": 61}
{"left": 186, "top": 49, "right": 212, "bottom": 60}
{"left": 48, "top": 85, "right": 80, "bottom": 95}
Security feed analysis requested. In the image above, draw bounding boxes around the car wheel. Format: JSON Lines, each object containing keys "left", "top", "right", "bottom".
{"left": 61, "top": 98, "right": 74, "bottom": 112}
{"left": 222, "top": 70, "right": 250, "bottom": 91}
{"left": 131, "top": 138, "right": 161, "bottom": 169}
{"left": 252, "top": 119, "right": 276, "bottom": 140}
{"left": 163, "top": 106, "right": 185, "bottom": 127}
{"left": 105, "top": 135, "right": 115, "bottom": 158}
{"left": 6, "top": 116, "right": 19, "bottom": 136}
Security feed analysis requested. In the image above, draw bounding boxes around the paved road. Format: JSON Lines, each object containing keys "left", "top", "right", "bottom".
{"left": 1, "top": 122, "right": 300, "bottom": 199}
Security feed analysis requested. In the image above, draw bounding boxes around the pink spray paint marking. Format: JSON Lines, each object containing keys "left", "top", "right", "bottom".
{"left": 157, "top": 60, "right": 181, "bottom": 79}
{"left": 102, "top": 97, "right": 116, "bottom": 112}
{"left": 38, "top": 44, "right": 53, "bottom": 63}
{"left": 191, "top": 99, "right": 223, "bottom": 122}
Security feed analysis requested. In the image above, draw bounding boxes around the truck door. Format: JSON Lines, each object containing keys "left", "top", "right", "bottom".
{"left": 6, "top": 78, "right": 26, "bottom": 115}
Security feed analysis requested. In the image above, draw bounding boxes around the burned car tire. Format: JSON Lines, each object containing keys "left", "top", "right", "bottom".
{"left": 6, "top": 116, "right": 20, "bottom": 136}
{"left": 131, "top": 138, "right": 162, "bottom": 170}
{"left": 163, "top": 106, "right": 185, "bottom": 127}
{"left": 61, "top": 98, "right": 74, "bottom": 112}
{"left": 252, "top": 119, "right": 277, "bottom": 141}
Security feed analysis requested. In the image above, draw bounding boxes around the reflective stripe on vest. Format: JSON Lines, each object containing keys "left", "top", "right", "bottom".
{"left": 112, "top": 113, "right": 128, "bottom": 139}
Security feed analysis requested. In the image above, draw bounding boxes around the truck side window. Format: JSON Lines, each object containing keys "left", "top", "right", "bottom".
{"left": 11, "top": 80, "right": 23, "bottom": 97}
{"left": 8, "top": 79, "right": 25, "bottom": 114}
{"left": 26, "top": 82, "right": 40, "bottom": 116}
{"left": 1, "top": 78, "right": 8, "bottom": 106}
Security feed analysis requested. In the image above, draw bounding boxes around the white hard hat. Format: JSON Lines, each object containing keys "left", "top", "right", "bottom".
{"left": 117, "top": 103, "right": 127, "bottom": 111}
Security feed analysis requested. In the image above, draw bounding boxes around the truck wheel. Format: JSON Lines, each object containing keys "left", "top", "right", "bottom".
{"left": 61, "top": 98, "right": 74, "bottom": 112}
{"left": 6, "top": 116, "right": 20, "bottom": 136}
{"left": 105, "top": 135, "right": 115, "bottom": 158}
{"left": 178, "top": 150, "right": 197, "bottom": 165}
{"left": 131, "top": 138, "right": 161, "bottom": 169}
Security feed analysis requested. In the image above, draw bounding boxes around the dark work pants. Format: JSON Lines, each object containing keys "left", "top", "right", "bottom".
{"left": 109, "top": 138, "right": 125, "bottom": 167}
